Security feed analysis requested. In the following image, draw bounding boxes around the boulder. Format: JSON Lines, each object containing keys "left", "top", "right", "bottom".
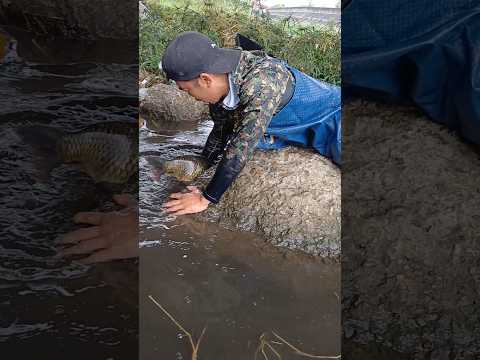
{"left": 196, "top": 147, "right": 341, "bottom": 258}
{"left": 0, "top": 0, "right": 138, "bottom": 63}
{"left": 342, "top": 100, "right": 480, "bottom": 355}
{"left": 0, "top": 0, "right": 137, "bottom": 39}
{"left": 140, "top": 83, "right": 209, "bottom": 131}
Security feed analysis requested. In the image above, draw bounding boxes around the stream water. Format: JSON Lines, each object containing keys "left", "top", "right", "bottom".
{"left": 0, "top": 31, "right": 138, "bottom": 359}
{"left": 139, "top": 113, "right": 341, "bottom": 359}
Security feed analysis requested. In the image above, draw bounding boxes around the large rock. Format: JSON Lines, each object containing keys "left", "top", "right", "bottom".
{"left": 140, "top": 83, "right": 209, "bottom": 131}
{"left": 342, "top": 100, "right": 480, "bottom": 355}
{"left": 0, "top": 0, "right": 137, "bottom": 39}
{"left": 0, "top": 0, "right": 138, "bottom": 63}
{"left": 196, "top": 147, "right": 341, "bottom": 258}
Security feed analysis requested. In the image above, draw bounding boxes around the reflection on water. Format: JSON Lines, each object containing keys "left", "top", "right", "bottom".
{"left": 139, "top": 110, "right": 341, "bottom": 359}
{"left": 0, "top": 31, "right": 138, "bottom": 359}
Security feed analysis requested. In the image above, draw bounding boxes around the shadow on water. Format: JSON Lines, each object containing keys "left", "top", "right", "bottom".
{"left": 139, "top": 117, "right": 341, "bottom": 359}
{"left": 0, "top": 31, "right": 138, "bottom": 358}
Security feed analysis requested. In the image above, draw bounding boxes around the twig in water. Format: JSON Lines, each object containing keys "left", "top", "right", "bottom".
{"left": 255, "top": 333, "right": 282, "bottom": 360}
{"left": 271, "top": 331, "right": 341, "bottom": 359}
{"left": 148, "top": 295, "right": 207, "bottom": 360}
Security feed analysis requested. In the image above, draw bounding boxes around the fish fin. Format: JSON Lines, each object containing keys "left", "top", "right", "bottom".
{"left": 16, "top": 125, "right": 64, "bottom": 181}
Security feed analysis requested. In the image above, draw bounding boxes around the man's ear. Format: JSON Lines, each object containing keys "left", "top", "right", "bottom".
{"left": 198, "top": 73, "right": 213, "bottom": 87}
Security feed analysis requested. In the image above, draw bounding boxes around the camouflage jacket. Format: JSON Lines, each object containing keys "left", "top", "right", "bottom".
{"left": 201, "top": 50, "right": 293, "bottom": 204}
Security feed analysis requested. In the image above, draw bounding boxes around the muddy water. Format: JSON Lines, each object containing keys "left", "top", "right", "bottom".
{"left": 0, "top": 34, "right": 138, "bottom": 358}
{"left": 139, "top": 118, "right": 341, "bottom": 359}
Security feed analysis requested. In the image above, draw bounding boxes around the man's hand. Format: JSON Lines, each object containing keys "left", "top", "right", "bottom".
{"left": 163, "top": 186, "right": 210, "bottom": 215}
{"left": 57, "top": 194, "right": 139, "bottom": 264}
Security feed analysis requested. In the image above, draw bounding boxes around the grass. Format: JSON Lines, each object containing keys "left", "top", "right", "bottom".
{"left": 140, "top": 0, "right": 340, "bottom": 84}
{"left": 149, "top": 294, "right": 342, "bottom": 359}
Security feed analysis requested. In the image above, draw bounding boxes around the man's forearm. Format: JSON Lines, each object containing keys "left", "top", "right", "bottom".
{"left": 202, "top": 154, "right": 244, "bottom": 203}
{"left": 202, "top": 114, "right": 262, "bottom": 203}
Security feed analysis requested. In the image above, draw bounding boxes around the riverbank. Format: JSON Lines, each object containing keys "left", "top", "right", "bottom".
{"left": 140, "top": 0, "right": 340, "bottom": 84}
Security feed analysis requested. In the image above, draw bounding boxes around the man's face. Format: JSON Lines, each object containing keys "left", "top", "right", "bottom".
{"left": 176, "top": 73, "right": 228, "bottom": 104}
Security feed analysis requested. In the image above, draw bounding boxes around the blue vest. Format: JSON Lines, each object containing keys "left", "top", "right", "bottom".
{"left": 256, "top": 65, "right": 341, "bottom": 166}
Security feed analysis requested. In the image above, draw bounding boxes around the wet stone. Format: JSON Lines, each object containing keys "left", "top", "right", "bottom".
{"left": 140, "top": 83, "right": 209, "bottom": 131}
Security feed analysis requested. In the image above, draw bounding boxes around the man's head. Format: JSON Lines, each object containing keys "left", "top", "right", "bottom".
{"left": 175, "top": 73, "right": 229, "bottom": 104}
{"left": 161, "top": 32, "right": 241, "bottom": 104}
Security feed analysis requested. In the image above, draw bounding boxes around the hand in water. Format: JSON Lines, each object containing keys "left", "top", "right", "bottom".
{"left": 57, "top": 194, "right": 139, "bottom": 264}
{"left": 163, "top": 186, "right": 210, "bottom": 215}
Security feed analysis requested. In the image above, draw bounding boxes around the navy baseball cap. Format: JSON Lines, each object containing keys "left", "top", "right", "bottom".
{"left": 161, "top": 31, "right": 242, "bottom": 81}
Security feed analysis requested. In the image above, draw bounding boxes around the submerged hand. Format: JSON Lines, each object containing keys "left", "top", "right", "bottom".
{"left": 57, "top": 194, "right": 139, "bottom": 264}
{"left": 164, "top": 186, "right": 210, "bottom": 215}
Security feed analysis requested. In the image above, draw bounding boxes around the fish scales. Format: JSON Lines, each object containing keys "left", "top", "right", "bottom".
{"left": 163, "top": 155, "right": 209, "bottom": 183}
{"left": 18, "top": 120, "right": 138, "bottom": 184}
{"left": 59, "top": 121, "right": 138, "bottom": 183}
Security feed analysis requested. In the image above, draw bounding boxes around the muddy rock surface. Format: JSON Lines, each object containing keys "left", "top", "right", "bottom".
{"left": 343, "top": 100, "right": 480, "bottom": 357}
{"left": 140, "top": 83, "right": 209, "bottom": 131}
{"left": 0, "top": 1, "right": 138, "bottom": 63}
{"left": 0, "top": 0, "right": 137, "bottom": 39}
{"left": 196, "top": 147, "right": 341, "bottom": 258}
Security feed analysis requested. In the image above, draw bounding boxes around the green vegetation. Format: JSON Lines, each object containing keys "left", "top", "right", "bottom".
{"left": 140, "top": 0, "right": 340, "bottom": 84}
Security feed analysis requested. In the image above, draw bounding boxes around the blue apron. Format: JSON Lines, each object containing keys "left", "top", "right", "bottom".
{"left": 256, "top": 65, "right": 341, "bottom": 166}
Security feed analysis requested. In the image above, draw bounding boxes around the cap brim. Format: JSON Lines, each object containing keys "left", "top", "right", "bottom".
{"left": 206, "top": 48, "right": 242, "bottom": 74}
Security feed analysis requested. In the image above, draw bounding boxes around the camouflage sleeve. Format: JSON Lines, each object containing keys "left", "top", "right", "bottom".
{"left": 201, "top": 103, "right": 234, "bottom": 167}
{"left": 203, "top": 61, "right": 291, "bottom": 204}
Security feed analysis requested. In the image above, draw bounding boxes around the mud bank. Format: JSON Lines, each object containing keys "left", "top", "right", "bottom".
{"left": 196, "top": 147, "right": 341, "bottom": 258}
{"left": 343, "top": 100, "right": 480, "bottom": 357}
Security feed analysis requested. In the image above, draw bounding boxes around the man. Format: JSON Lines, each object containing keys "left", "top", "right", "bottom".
{"left": 58, "top": 31, "right": 341, "bottom": 263}
{"left": 162, "top": 31, "right": 341, "bottom": 216}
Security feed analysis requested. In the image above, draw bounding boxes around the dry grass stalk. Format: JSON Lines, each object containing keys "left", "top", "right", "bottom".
{"left": 148, "top": 295, "right": 340, "bottom": 360}
{"left": 148, "top": 294, "right": 207, "bottom": 360}
{"left": 271, "top": 331, "right": 341, "bottom": 359}
{"left": 255, "top": 331, "right": 341, "bottom": 360}
{"left": 255, "top": 333, "right": 282, "bottom": 360}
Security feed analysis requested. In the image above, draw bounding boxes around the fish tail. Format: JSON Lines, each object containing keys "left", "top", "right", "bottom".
{"left": 16, "top": 125, "right": 65, "bottom": 180}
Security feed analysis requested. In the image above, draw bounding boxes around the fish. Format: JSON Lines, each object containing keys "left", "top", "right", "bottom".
{"left": 162, "top": 155, "right": 209, "bottom": 183}
{"left": 16, "top": 121, "right": 138, "bottom": 184}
